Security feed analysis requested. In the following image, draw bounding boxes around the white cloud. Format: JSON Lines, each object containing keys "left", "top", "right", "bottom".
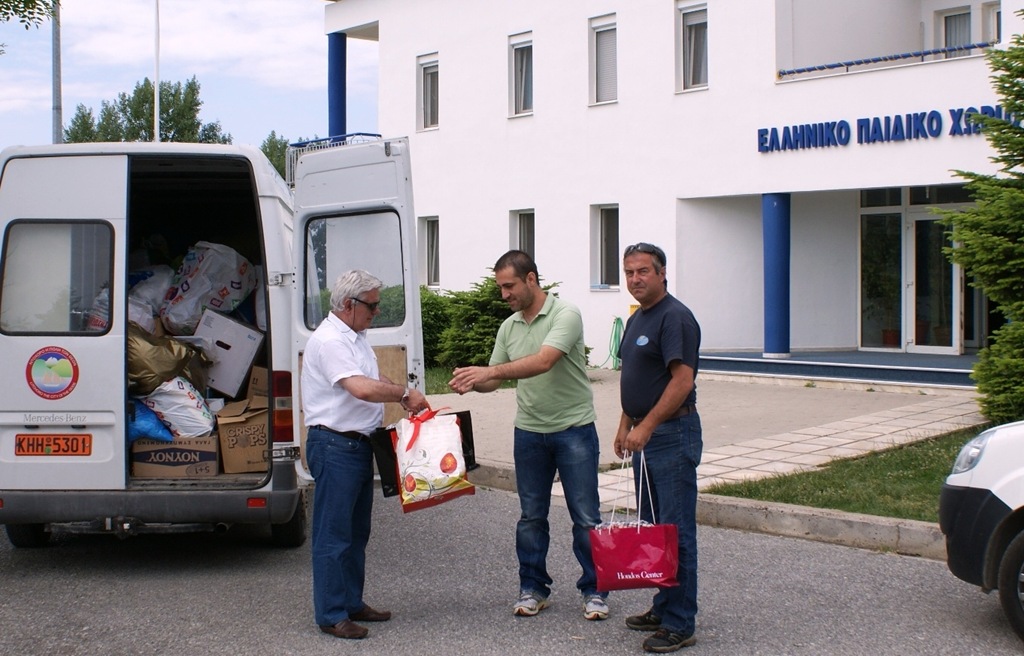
{"left": 0, "top": 0, "right": 378, "bottom": 148}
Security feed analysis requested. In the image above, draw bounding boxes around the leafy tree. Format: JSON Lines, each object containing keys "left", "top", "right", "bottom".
{"left": 940, "top": 19, "right": 1024, "bottom": 423}
{"left": 62, "top": 104, "right": 96, "bottom": 143}
{"left": 0, "top": 0, "right": 51, "bottom": 26}
{"left": 63, "top": 77, "right": 231, "bottom": 144}
{"left": 261, "top": 131, "right": 289, "bottom": 178}
{"left": 0, "top": 0, "right": 53, "bottom": 55}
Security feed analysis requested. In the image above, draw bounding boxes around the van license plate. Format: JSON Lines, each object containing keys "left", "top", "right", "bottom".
{"left": 15, "top": 434, "right": 92, "bottom": 456}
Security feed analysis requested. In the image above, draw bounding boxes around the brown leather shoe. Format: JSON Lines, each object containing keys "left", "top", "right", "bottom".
{"left": 350, "top": 605, "right": 392, "bottom": 622}
{"left": 319, "top": 619, "right": 368, "bottom": 639}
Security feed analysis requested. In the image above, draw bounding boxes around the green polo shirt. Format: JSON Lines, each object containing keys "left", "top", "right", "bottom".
{"left": 490, "top": 293, "right": 596, "bottom": 433}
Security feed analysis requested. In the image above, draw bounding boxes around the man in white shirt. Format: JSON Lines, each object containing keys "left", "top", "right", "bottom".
{"left": 301, "top": 269, "right": 428, "bottom": 640}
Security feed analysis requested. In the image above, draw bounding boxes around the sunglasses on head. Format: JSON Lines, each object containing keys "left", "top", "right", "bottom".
{"left": 350, "top": 297, "right": 381, "bottom": 312}
{"left": 624, "top": 242, "right": 666, "bottom": 267}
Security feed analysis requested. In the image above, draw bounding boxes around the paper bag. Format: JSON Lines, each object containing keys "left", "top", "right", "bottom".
{"left": 590, "top": 522, "right": 680, "bottom": 592}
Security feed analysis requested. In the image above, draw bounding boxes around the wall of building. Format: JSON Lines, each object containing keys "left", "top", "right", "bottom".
{"left": 325, "top": 0, "right": 1023, "bottom": 364}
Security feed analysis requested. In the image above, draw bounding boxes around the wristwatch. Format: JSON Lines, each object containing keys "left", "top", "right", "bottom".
{"left": 401, "top": 388, "right": 411, "bottom": 405}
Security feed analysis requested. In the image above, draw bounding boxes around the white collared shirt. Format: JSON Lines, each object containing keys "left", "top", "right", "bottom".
{"left": 301, "top": 312, "right": 383, "bottom": 434}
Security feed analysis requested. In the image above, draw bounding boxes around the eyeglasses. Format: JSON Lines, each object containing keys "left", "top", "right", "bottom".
{"left": 624, "top": 242, "right": 666, "bottom": 267}
{"left": 350, "top": 297, "right": 381, "bottom": 312}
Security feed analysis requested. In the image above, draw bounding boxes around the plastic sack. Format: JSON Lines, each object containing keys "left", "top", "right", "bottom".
{"left": 127, "top": 322, "right": 209, "bottom": 396}
{"left": 371, "top": 410, "right": 478, "bottom": 498}
{"left": 392, "top": 409, "right": 475, "bottom": 512}
{"left": 159, "top": 241, "right": 257, "bottom": 335}
{"left": 142, "top": 376, "right": 215, "bottom": 438}
{"left": 128, "top": 296, "right": 157, "bottom": 334}
{"left": 129, "top": 265, "right": 175, "bottom": 316}
{"left": 85, "top": 287, "right": 110, "bottom": 332}
{"left": 128, "top": 398, "right": 175, "bottom": 443}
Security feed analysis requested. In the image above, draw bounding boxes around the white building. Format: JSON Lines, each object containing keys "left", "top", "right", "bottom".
{"left": 323, "top": 0, "right": 1018, "bottom": 367}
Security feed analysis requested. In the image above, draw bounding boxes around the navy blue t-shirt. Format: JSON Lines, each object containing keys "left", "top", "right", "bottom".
{"left": 619, "top": 293, "right": 701, "bottom": 419}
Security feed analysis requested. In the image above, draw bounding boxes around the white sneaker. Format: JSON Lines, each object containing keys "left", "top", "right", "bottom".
{"left": 513, "top": 591, "right": 550, "bottom": 616}
{"left": 583, "top": 594, "right": 609, "bottom": 620}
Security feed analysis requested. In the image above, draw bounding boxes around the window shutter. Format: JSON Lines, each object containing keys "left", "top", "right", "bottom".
{"left": 595, "top": 28, "right": 617, "bottom": 102}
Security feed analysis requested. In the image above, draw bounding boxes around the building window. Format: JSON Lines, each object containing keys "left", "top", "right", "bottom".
{"left": 418, "top": 55, "right": 439, "bottom": 129}
{"left": 983, "top": 3, "right": 1001, "bottom": 43}
{"left": 590, "top": 15, "right": 617, "bottom": 104}
{"left": 510, "top": 210, "right": 535, "bottom": 257}
{"left": 942, "top": 10, "right": 971, "bottom": 58}
{"left": 423, "top": 216, "right": 440, "bottom": 287}
{"left": 510, "top": 35, "right": 533, "bottom": 116}
{"left": 591, "top": 205, "right": 619, "bottom": 287}
{"left": 678, "top": 5, "right": 708, "bottom": 90}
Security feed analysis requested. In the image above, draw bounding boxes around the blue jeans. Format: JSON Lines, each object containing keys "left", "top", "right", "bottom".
{"left": 633, "top": 412, "right": 702, "bottom": 636}
{"left": 514, "top": 422, "right": 603, "bottom": 598}
{"left": 306, "top": 429, "right": 375, "bottom": 627}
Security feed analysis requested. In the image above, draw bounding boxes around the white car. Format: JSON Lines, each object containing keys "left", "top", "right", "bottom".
{"left": 939, "top": 420, "right": 1024, "bottom": 643}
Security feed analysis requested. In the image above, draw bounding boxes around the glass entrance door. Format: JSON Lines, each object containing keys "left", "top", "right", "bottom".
{"left": 905, "top": 211, "right": 961, "bottom": 354}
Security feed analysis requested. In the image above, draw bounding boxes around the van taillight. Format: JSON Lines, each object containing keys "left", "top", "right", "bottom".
{"left": 271, "top": 370, "right": 294, "bottom": 443}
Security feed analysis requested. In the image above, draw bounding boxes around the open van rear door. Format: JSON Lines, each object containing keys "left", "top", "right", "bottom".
{"left": 291, "top": 138, "right": 424, "bottom": 446}
{"left": 0, "top": 153, "right": 128, "bottom": 490}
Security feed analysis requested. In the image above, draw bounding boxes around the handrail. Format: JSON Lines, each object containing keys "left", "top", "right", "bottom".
{"left": 285, "top": 132, "right": 382, "bottom": 186}
{"left": 778, "top": 41, "right": 996, "bottom": 79}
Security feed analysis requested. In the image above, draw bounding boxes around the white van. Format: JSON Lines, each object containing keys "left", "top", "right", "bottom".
{"left": 0, "top": 138, "right": 424, "bottom": 548}
{"left": 940, "top": 420, "right": 1024, "bottom": 642}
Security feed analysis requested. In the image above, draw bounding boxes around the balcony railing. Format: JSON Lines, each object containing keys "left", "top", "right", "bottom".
{"left": 778, "top": 41, "right": 996, "bottom": 79}
{"left": 285, "top": 133, "right": 382, "bottom": 186}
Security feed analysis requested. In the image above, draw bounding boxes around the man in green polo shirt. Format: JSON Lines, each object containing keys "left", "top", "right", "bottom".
{"left": 448, "top": 250, "right": 608, "bottom": 622}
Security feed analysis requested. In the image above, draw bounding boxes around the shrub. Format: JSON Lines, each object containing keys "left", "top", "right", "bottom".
{"left": 973, "top": 320, "right": 1024, "bottom": 424}
{"left": 436, "top": 276, "right": 508, "bottom": 368}
{"left": 419, "top": 286, "right": 452, "bottom": 368}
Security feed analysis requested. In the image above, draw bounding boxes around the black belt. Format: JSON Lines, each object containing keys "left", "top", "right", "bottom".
{"left": 310, "top": 425, "right": 371, "bottom": 443}
{"left": 631, "top": 404, "right": 695, "bottom": 425}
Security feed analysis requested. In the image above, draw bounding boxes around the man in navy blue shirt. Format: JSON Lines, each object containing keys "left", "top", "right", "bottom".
{"left": 614, "top": 242, "right": 702, "bottom": 653}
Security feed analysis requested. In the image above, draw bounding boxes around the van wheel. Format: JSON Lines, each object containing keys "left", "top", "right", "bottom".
{"left": 998, "top": 531, "right": 1024, "bottom": 642}
{"left": 270, "top": 491, "right": 307, "bottom": 548}
{"left": 5, "top": 523, "right": 50, "bottom": 548}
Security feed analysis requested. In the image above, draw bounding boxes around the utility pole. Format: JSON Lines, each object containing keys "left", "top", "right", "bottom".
{"left": 154, "top": 0, "right": 160, "bottom": 142}
{"left": 51, "top": 0, "right": 62, "bottom": 144}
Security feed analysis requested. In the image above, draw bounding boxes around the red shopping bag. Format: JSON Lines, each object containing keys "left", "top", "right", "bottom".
{"left": 591, "top": 522, "right": 679, "bottom": 591}
{"left": 590, "top": 451, "right": 679, "bottom": 592}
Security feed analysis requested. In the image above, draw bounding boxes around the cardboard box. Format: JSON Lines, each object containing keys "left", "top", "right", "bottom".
{"left": 131, "top": 436, "right": 219, "bottom": 478}
{"left": 247, "top": 366, "right": 268, "bottom": 400}
{"left": 217, "top": 396, "right": 269, "bottom": 474}
{"left": 193, "top": 309, "right": 264, "bottom": 398}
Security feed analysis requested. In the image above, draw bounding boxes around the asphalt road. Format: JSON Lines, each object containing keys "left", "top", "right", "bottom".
{"left": 0, "top": 487, "right": 1020, "bottom": 656}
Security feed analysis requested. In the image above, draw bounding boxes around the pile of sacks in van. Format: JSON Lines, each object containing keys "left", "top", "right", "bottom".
{"left": 121, "top": 241, "right": 259, "bottom": 442}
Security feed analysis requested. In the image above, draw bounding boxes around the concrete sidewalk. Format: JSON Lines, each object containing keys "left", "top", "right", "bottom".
{"left": 428, "top": 369, "right": 986, "bottom": 560}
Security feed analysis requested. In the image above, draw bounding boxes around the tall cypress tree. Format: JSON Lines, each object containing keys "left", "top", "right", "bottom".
{"left": 941, "top": 17, "right": 1024, "bottom": 423}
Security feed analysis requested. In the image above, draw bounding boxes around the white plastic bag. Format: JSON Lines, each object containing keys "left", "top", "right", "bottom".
{"left": 393, "top": 409, "right": 474, "bottom": 512}
{"left": 142, "top": 376, "right": 215, "bottom": 438}
{"left": 159, "top": 242, "right": 257, "bottom": 335}
{"left": 129, "top": 265, "right": 175, "bottom": 316}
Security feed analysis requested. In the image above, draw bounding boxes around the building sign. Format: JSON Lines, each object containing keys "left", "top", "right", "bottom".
{"left": 757, "top": 103, "right": 1016, "bottom": 153}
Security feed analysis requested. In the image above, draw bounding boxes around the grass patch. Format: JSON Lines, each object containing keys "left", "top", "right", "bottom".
{"left": 704, "top": 427, "right": 985, "bottom": 523}
{"left": 424, "top": 366, "right": 516, "bottom": 395}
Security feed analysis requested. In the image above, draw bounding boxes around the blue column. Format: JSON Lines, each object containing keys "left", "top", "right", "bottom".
{"left": 762, "top": 193, "right": 791, "bottom": 358}
{"left": 328, "top": 32, "right": 347, "bottom": 140}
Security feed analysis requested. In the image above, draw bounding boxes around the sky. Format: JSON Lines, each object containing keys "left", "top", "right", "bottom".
{"left": 0, "top": 0, "right": 379, "bottom": 150}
